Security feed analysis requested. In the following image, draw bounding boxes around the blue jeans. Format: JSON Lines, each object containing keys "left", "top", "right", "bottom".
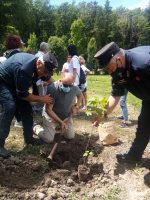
{"left": 120, "top": 89, "right": 128, "bottom": 121}
{"left": 128, "top": 100, "right": 150, "bottom": 159}
{"left": 0, "top": 83, "right": 33, "bottom": 146}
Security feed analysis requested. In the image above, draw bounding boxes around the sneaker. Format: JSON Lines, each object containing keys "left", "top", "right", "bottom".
{"left": 0, "top": 147, "right": 10, "bottom": 158}
{"left": 119, "top": 122, "right": 128, "bottom": 128}
{"left": 117, "top": 116, "right": 124, "bottom": 120}
{"left": 82, "top": 106, "right": 87, "bottom": 110}
{"left": 116, "top": 153, "right": 141, "bottom": 164}
{"left": 33, "top": 124, "right": 43, "bottom": 135}
{"left": 144, "top": 172, "right": 150, "bottom": 186}
{"left": 25, "top": 138, "right": 44, "bottom": 146}
{"left": 14, "top": 120, "right": 23, "bottom": 128}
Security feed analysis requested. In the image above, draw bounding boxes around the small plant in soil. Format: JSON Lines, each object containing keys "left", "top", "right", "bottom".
{"left": 78, "top": 150, "right": 94, "bottom": 181}
{"left": 83, "top": 150, "right": 94, "bottom": 165}
{"left": 78, "top": 97, "right": 108, "bottom": 181}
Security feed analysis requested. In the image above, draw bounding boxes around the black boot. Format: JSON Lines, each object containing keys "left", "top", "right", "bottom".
{"left": 144, "top": 172, "right": 150, "bottom": 186}
{"left": 116, "top": 153, "right": 141, "bottom": 164}
{"left": 0, "top": 147, "right": 10, "bottom": 159}
{"left": 25, "top": 138, "right": 44, "bottom": 146}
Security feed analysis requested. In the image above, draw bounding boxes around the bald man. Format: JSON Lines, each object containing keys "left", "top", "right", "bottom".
{"left": 33, "top": 73, "right": 82, "bottom": 143}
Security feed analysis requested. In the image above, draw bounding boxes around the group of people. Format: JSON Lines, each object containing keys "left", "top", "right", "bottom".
{"left": 0, "top": 36, "right": 90, "bottom": 158}
{"left": 62, "top": 53, "right": 90, "bottom": 110}
{"left": 33, "top": 44, "right": 90, "bottom": 144}
{"left": 1, "top": 35, "right": 150, "bottom": 177}
{"left": 0, "top": 35, "right": 59, "bottom": 158}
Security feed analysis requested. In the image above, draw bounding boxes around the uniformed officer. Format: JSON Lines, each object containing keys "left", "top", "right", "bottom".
{"left": 94, "top": 42, "right": 150, "bottom": 163}
{"left": 0, "top": 52, "right": 58, "bottom": 158}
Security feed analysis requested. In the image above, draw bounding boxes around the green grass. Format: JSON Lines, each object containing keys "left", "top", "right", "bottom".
{"left": 87, "top": 75, "right": 111, "bottom": 98}
{"left": 102, "top": 188, "right": 121, "bottom": 200}
{"left": 54, "top": 73, "right": 141, "bottom": 110}
{"left": 87, "top": 74, "right": 141, "bottom": 109}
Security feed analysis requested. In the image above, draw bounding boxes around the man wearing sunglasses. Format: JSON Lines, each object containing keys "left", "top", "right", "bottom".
{"left": 94, "top": 42, "right": 150, "bottom": 164}
{"left": 33, "top": 73, "right": 82, "bottom": 143}
{"left": 0, "top": 52, "right": 58, "bottom": 158}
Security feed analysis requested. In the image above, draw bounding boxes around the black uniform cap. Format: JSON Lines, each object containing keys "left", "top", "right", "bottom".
{"left": 94, "top": 42, "right": 120, "bottom": 67}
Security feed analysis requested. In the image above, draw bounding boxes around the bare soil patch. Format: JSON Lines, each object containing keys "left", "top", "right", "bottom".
{"left": 0, "top": 105, "right": 150, "bottom": 200}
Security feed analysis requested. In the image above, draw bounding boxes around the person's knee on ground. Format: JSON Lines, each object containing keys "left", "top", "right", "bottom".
{"left": 64, "top": 118, "right": 75, "bottom": 139}
{"left": 33, "top": 124, "right": 55, "bottom": 143}
{"left": 38, "top": 131, "right": 54, "bottom": 143}
{"left": 64, "top": 129, "right": 75, "bottom": 139}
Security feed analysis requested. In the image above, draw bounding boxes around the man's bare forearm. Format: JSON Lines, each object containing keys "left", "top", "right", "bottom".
{"left": 21, "top": 93, "right": 52, "bottom": 104}
{"left": 46, "top": 104, "right": 62, "bottom": 124}
{"left": 106, "top": 95, "right": 120, "bottom": 115}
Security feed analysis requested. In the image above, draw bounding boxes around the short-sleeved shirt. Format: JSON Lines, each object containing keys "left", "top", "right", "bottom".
{"left": 35, "top": 51, "right": 44, "bottom": 58}
{"left": 81, "top": 64, "right": 90, "bottom": 88}
{"left": 111, "top": 46, "right": 150, "bottom": 100}
{"left": 0, "top": 53, "right": 37, "bottom": 98}
{"left": 68, "top": 55, "right": 80, "bottom": 86}
{"left": 43, "top": 81, "right": 81, "bottom": 120}
{"left": 62, "top": 62, "right": 69, "bottom": 73}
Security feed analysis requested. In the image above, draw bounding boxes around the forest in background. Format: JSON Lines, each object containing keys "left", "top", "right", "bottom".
{"left": 0, "top": 0, "right": 150, "bottom": 71}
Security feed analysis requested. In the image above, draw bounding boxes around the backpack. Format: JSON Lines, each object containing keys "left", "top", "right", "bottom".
{"left": 73, "top": 55, "right": 86, "bottom": 86}
{"left": 79, "top": 66, "right": 86, "bottom": 85}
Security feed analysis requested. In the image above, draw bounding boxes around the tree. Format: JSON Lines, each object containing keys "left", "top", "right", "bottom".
{"left": 54, "top": 2, "right": 78, "bottom": 40}
{"left": 48, "top": 36, "right": 67, "bottom": 70}
{"left": 32, "top": 0, "right": 55, "bottom": 42}
{"left": 69, "top": 18, "right": 87, "bottom": 56}
{"left": 27, "top": 32, "right": 37, "bottom": 53}
{"left": 144, "top": 1, "right": 150, "bottom": 43}
{"left": 0, "top": 0, "right": 150, "bottom": 56}
{"left": 87, "top": 37, "right": 97, "bottom": 72}
{"left": 78, "top": 1, "right": 99, "bottom": 40}
{"left": 94, "top": 0, "right": 113, "bottom": 48}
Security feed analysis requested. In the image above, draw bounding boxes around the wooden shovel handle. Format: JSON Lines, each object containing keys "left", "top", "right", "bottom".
{"left": 47, "top": 142, "right": 59, "bottom": 160}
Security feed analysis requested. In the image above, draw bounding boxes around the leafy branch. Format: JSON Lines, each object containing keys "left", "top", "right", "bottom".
{"left": 82, "top": 97, "right": 108, "bottom": 165}
{"left": 85, "top": 97, "right": 108, "bottom": 117}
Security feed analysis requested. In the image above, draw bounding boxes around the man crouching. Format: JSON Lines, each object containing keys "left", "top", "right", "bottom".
{"left": 33, "top": 73, "right": 82, "bottom": 143}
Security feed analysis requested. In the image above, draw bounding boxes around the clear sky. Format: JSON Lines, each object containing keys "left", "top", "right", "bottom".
{"left": 49, "top": 0, "right": 149, "bottom": 9}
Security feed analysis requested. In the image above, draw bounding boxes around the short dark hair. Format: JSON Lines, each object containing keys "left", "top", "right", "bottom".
{"left": 68, "top": 44, "right": 78, "bottom": 56}
{"left": 5, "top": 35, "right": 23, "bottom": 50}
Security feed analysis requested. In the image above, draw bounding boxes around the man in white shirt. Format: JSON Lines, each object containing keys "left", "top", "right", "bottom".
{"left": 67, "top": 44, "right": 80, "bottom": 86}
{"left": 61, "top": 55, "right": 72, "bottom": 74}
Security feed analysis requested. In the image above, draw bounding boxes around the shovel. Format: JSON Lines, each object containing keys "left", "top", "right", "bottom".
{"left": 46, "top": 117, "right": 70, "bottom": 163}
{"left": 47, "top": 142, "right": 58, "bottom": 161}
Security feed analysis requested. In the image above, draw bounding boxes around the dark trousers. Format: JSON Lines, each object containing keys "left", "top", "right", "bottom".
{"left": 128, "top": 100, "right": 150, "bottom": 159}
{"left": 0, "top": 83, "right": 33, "bottom": 146}
{"left": 15, "top": 109, "right": 22, "bottom": 122}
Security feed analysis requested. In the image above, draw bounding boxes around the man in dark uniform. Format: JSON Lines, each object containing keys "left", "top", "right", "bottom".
{"left": 0, "top": 52, "right": 58, "bottom": 158}
{"left": 94, "top": 42, "right": 150, "bottom": 164}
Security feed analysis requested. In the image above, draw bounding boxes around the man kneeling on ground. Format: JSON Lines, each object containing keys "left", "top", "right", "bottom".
{"left": 33, "top": 73, "right": 82, "bottom": 143}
